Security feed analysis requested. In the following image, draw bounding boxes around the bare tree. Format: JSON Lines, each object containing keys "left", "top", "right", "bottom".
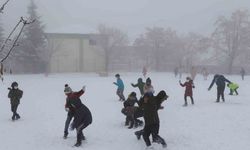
{"left": 180, "top": 33, "right": 211, "bottom": 71}
{"left": 212, "top": 10, "right": 250, "bottom": 74}
{"left": 97, "top": 24, "right": 129, "bottom": 73}
{"left": 134, "top": 27, "right": 182, "bottom": 71}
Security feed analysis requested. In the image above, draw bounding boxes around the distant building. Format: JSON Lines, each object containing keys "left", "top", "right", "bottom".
{"left": 46, "top": 33, "right": 106, "bottom": 73}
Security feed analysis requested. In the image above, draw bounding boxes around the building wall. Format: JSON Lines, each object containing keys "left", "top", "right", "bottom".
{"left": 47, "top": 34, "right": 105, "bottom": 73}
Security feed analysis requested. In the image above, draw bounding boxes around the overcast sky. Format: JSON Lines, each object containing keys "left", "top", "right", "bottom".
{"left": 1, "top": 0, "right": 250, "bottom": 41}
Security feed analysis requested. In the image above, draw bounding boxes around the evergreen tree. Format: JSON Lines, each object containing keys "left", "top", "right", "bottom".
{"left": 15, "top": 0, "right": 46, "bottom": 73}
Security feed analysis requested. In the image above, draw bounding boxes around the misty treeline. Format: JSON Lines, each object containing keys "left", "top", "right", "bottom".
{"left": 99, "top": 9, "right": 250, "bottom": 74}
{"left": 1, "top": 0, "right": 250, "bottom": 74}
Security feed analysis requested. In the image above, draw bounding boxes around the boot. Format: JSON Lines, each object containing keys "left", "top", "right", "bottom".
{"left": 11, "top": 115, "right": 15, "bottom": 121}
{"left": 16, "top": 114, "right": 20, "bottom": 120}
{"left": 74, "top": 141, "right": 82, "bottom": 147}
{"left": 125, "top": 118, "right": 129, "bottom": 126}
{"left": 63, "top": 132, "right": 68, "bottom": 139}
{"left": 134, "top": 131, "right": 141, "bottom": 140}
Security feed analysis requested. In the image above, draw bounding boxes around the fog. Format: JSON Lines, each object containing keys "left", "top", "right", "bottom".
{"left": 2, "top": 0, "right": 250, "bottom": 39}
{"left": 1, "top": 0, "right": 250, "bottom": 74}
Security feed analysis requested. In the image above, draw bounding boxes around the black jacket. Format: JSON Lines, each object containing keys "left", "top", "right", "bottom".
{"left": 209, "top": 74, "right": 231, "bottom": 89}
{"left": 142, "top": 91, "right": 167, "bottom": 125}
{"left": 8, "top": 88, "right": 23, "bottom": 105}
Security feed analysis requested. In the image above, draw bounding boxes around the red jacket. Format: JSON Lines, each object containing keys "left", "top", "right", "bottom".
{"left": 180, "top": 81, "right": 194, "bottom": 96}
{"left": 65, "top": 90, "right": 84, "bottom": 110}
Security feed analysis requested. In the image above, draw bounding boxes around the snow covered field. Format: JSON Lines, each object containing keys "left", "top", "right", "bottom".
{"left": 0, "top": 72, "right": 249, "bottom": 150}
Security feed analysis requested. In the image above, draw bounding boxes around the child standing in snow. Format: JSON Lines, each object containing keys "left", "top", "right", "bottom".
{"left": 65, "top": 85, "right": 92, "bottom": 147}
{"left": 8, "top": 82, "right": 23, "bottom": 121}
{"left": 131, "top": 78, "right": 145, "bottom": 96}
{"left": 179, "top": 77, "right": 195, "bottom": 106}
{"left": 143, "top": 77, "right": 154, "bottom": 96}
{"left": 227, "top": 83, "right": 239, "bottom": 95}
{"left": 113, "top": 74, "right": 125, "bottom": 101}
{"left": 122, "top": 92, "right": 139, "bottom": 129}
{"left": 208, "top": 74, "right": 231, "bottom": 102}
{"left": 141, "top": 91, "right": 168, "bottom": 148}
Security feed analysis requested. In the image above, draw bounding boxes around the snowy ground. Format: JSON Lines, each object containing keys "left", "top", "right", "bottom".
{"left": 0, "top": 72, "right": 250, "bottom": 150}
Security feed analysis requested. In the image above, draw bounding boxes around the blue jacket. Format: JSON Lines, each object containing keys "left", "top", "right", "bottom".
{"left": 114, "top": 78, "right": 124, "bottom": 90}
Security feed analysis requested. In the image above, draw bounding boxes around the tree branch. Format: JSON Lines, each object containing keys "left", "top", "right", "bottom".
{"left": 0, "top": 17, "right": 35, "bottom": 62}
{"left": 0, "top": 18, "right": 22, "bottom": 53}
{"left": 0, "top": 0, "right": 10, "bottom": 13}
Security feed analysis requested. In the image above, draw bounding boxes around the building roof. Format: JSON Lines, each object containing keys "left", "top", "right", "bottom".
{"left": 45, "top": 32, "right": 100, "bottom": 39}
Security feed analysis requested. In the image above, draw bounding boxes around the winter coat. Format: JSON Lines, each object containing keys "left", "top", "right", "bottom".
{"left": 180, "top": 80, "right": 194, "bottom": 97}
{"left": 227, "top": 83, "right": 239, "bottom": 90}
{"left": 209, "top": 74, "right": 231, "bottom": 89}
{"left": 142, "top": 91, "right": 167, "bottom": 125}
{"left": 65, "top": 90, "right": 92, "bottom": 129}
{"left": 123, "top": 97, "right": 138, "bottom": 108}
{"left": 8, "top": 88, "right": 23, "bottom": 105}
{"left": 114, "top": 78, "right": 124, "bottom": 90}
{"left": 131, "top": 78, "right": 145, "bottom": 95}
{"left": 143, "top": 84, "right": 154, "bottom": 95}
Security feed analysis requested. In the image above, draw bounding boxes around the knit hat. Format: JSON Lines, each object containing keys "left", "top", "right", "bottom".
{"left": 64, "top": 84, "right": 72, "bottom": 94}
{"left": 146, "top": 77, "right": 151, "bottom": 85}
{"left": 11, "top": 81, "right": 18, "bottom": 88}
{"left": 156, "top": 90, "right": 168, "bottom": 100}
{"left": 130, "top": 92, "right": 136, "bottom": 97}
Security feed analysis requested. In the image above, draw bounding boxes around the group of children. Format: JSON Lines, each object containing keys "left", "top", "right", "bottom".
{"left": 5, "top": 72, "right": 240, "bottom": 149}
{"left": 113, "top": 73, "right": 241, "bottom": 149}
{"left": 179, "top": 74, "right": 239, "bottom": 106}
{"left": 114, "top": 74, "right": 168, "bottom": 148}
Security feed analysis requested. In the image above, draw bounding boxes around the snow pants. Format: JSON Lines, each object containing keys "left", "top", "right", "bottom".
{"left": 116, "top": 89, "right": 125, "bottom": 101}
{"left": 11, "top": 104, "right": 20, "bottom": 120}
{"left": 143, "top": 124, "right": 166, "bottom": 147}
{"left": 217, "top": 85, "right": 225, "bottom": 102}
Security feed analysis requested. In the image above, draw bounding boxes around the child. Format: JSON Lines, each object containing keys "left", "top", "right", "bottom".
{"left": 122, "top": 92, "right": 138, "bottom": 129}
{"left": 65, "top": 85, "right": 92, "bottom": 147}
{"left": 179, "top": 77, "right": 195, "bottom": 106}
{"left": 143, "top": 77, "right": 154, "bottom": 95}
{"left": 113, "top": 74, "right": 125, "bottom": 101}
{"left": 142, "top": 91, "right": 168, "bottom": 148}
{"left": 8, "top": 82, "right": 23, "bottom": 121}
{"left": 227, "top": 83, "right": 239, "bottom": 95}
{"left": 131, "top": 78, "right": 145, "bottom": 96}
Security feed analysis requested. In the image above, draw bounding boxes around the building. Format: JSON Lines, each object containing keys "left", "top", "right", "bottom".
{"left": 46, "top": 33, "right": 106, "bottom": 73}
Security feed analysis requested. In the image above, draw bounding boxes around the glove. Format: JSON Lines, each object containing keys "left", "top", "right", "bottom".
{"left": 208, "top": 87, "right": 211, "bottom": 91}
{"left": 82, "top": 86, "right": 86, "bottom": 91}
{"left": 65, "top": 107, "right": 70, "bottom": 112}
{"left": 159, "top": 106, "right": 164, "bottom": 109}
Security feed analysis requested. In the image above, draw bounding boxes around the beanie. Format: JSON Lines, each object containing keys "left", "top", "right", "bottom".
{"left": 64, "top": 84, "right": 72, "bottom": 94}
